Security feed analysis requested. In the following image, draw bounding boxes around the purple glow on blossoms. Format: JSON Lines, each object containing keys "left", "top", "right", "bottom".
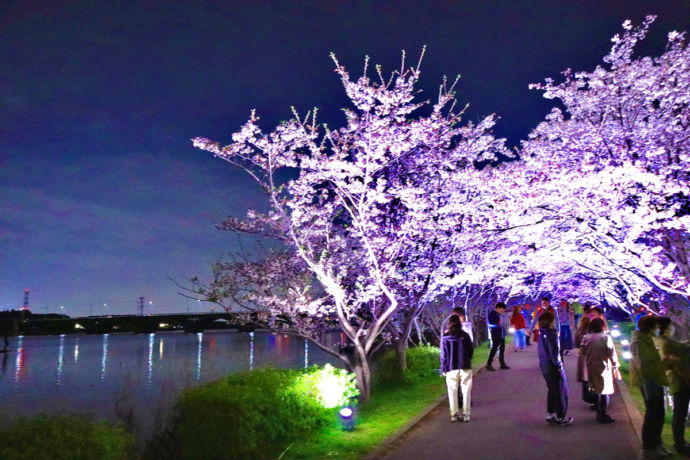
{"left": 192, "top": 17, "right": 689, "bottom": 397}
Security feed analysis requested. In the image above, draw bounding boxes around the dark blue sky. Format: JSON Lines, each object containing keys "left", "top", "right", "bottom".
{"left": 1, "top": 0, "right": 689, "bottom": 316}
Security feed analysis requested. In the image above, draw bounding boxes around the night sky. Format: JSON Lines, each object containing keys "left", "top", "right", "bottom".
{"left": 1, "top": 1, "right": 689, "bottom": 316}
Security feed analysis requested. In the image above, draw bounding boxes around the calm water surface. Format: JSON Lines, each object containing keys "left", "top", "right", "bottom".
{"left": 0, "top": 331, "right": 338, "bottom": 438}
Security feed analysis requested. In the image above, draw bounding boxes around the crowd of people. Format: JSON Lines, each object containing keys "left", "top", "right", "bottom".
{"left": 439, "top": 298, "right": 689, "bottom": 459}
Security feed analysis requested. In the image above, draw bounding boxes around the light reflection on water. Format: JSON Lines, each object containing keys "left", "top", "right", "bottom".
{"left": 14, "top": 335, "right": 24, "bottom": 387}
{"left": 0, "top": 331, "right": 337, "bottom": 439}
{"left": 101, "top": 334, "right": 108, "bottom": 381}
{"left": 195, "top": 332, "right": 203, "bottom": 381}
{"left": 147, "top": 333, "right": 155, "bottom": 384}
{"left": 56, "top": 335, "right": 65, "bottom": 386}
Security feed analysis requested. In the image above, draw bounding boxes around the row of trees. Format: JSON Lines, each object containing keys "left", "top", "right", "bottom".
{"left": 189, "top": 17, "right": 689, "bottom": 399}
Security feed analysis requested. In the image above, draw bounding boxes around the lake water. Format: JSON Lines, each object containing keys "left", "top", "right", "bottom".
{"left": 0, "top": 331, "right": 338, "bottom": 438}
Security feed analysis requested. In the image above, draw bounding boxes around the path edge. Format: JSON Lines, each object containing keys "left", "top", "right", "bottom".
{"left": 615, "top": 375, "right": 644, "bottom": 447}
{"left": 360, "top": 365, "right": 486, "bottom": 460}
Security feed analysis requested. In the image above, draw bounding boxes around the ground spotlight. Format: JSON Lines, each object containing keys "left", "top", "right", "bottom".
{"left": 623, "top": 351, "right": 632, "bottom": 360}
{"left": 339, "top": 406, "right": 355, "bottom": 431}
{"left": 610, "top": 329, "right": 622, "bottom": 338}
{"left": 621, "top": 339, "right": 629, "bottom": 346}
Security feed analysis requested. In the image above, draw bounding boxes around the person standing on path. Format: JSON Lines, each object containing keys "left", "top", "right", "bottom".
{"left": 587, "top": 306, "right": 608, "bottom": 331}
{"left": 510, "top": 305, "right": 527, "bottom": 351}
{"left": 522, "top": 303, "right": 533, "bottom": 346}
{"left": 635, "top": 305, "right": 652, "bottom": 331}
{"left": 440, "top": 315, "right": 474, "bottom": 423}
{"left": 581, "top": 318, "right": 620, "bottom": 423}
{"left": 558, "top": 299, "right": 575, "bottom": 356}
{"left": 451, "top": 306, "right": 474, "bottom": 343}
{"left": 538, "top": 310, "right": 572, "bottom": 426}
{"left": 654, "top": 317, "right": 690, "bottom": 456}
{"left": 572, "top": 300, "right": 583, "bottom": 325}
{"left": 486, "top": 302, "right": 510, "bottom": 371}
{"left": 631, "top": 316, "right": 672, "bottom": 458}
{"left": 451, "top": 306, "right": 474, "bottom": 410}
{"left": 575, "top": 315, "right": 597, "bottom": 408}
{"left": 530, "top": 296, "right": 559, "bottom": 343}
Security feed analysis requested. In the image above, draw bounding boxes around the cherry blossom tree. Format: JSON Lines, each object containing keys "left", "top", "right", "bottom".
{"left": 193, "top": 51, "right": 508, "bottom": 399}
{"left": 519, "top": 16, "right": 690, "bottom": 306}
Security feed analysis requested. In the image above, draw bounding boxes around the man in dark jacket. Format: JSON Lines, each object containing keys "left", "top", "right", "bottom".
{"left": 441, "top": 315, "right": 474, "bottom": 422}
{"left": 631, "top": 316, "right": 672, "bottom": 458}
{"left": 538, "top": 310, "right": 573, "bottom": 426}
{"left": 486, "top": 302, "right": 510, "bottom": 371}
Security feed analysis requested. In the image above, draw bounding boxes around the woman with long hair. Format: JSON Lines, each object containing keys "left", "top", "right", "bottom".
{"left": 440, "top": 315, "right": 474, "bottom": 422}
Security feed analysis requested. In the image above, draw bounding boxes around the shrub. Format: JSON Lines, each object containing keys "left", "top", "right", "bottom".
{"left": 167, "top": 366, "right": 356, "bottom": 460}
{"left": 0, "top": 415, "right": 133, "bottom": 460}
{"left": 373, "top": 345, "right": 441, "bottom": 388}
{"left": 405, "top": 345, "right": 441, "bottom": 380}
{"left": 372, "top": 349, "right": 405, "bottom": 389}
{"left": 292, "top": 364, "right": 359, "bottom": 408}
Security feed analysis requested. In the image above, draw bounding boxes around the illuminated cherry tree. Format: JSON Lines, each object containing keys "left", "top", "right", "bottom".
{"left": 193, "top": 51, "right": 508, "bottom": 398}
{"left": 191, "top": 17, "right": 689, "bottom": 399}
{"left": 518, "top": 16, "right": 690, "bottom": 306}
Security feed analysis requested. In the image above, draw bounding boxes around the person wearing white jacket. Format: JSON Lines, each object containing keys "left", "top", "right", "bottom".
{"left": 582, "top": 318, "right": 621, "bottom": 423}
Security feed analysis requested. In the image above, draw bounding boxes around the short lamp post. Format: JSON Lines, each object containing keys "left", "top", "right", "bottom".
{"left": 339, "top": 406, "right": 355, "bottom": 431}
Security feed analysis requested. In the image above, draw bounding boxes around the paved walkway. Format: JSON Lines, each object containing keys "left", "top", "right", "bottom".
{"left": 375, "top": 341, "right": 643, "bottom": 460}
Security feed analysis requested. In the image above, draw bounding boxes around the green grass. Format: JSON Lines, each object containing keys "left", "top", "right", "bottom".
{"left": 0, "top": 415, "right": 133, "bottom": 460}
{"left": 284, "top": 342, "right": 491, "bottom": 460}
{"left": 614, "top": 323, "right": 684, "bottom": 458}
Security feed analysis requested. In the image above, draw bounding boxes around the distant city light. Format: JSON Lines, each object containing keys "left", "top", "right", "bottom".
{"left": 74, "top": 323, "right": 84, "bottom": 329}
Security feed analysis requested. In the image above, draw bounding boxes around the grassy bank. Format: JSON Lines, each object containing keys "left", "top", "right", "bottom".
{"left": 284, "top": 341, "right": 492, "bottom": 460}
{"left": 0, "top": 415, "right": 133, "bottom": 460}
{"left": 0, "top": 340, "right": 495, "bottom": 460}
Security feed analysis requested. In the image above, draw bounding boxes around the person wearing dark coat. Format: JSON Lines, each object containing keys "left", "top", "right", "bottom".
{"left": 440, "top": 315, "right": 474, "bottom": 422}
{"left": 631, "top": 316, "right": 671, "bottom": 458}
{"left": 655, "top": 317, "right": 690, "bottom": 456}
{"left": 486, "top": 302, "right": 509, "bottom": 371}
{"left": 538, "top": 310, "right": 572, "bottom": 426}
{"left": 575, "top": 315, "right": 597, "bottom": 407}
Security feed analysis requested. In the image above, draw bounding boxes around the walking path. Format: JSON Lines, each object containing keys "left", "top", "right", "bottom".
{"left": 374, "top": 341, "right": 643, "bottom": 460}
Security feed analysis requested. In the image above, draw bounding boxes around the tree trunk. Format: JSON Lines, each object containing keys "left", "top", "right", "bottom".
{"left": 414, "top": 318, "right": 425, "bottom": 345}
{"left": 351, "top": 343, "right": 371, "bottom": 403}
{"left": 395, "top": 309, "right": 418, "bottom": 371}
{"left": 395, "top": 338, "right": 407, "bottom": 372}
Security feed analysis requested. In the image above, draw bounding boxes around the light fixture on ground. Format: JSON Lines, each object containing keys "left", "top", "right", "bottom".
{"left": 339, "top": 406, "right": 355, "bottom": 431}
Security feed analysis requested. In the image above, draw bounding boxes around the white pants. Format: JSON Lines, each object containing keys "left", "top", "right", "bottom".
{"left": 446, "top": 369, "right": 473, "bottom": 416}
